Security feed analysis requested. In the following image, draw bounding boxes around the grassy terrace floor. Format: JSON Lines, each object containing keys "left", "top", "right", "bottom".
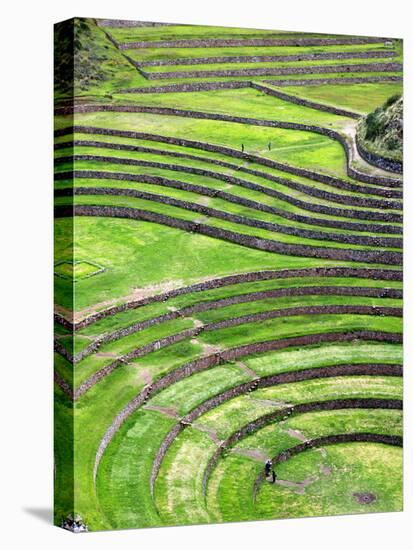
{"left": 54, "top": 18, "right": 403, "bottom": 532}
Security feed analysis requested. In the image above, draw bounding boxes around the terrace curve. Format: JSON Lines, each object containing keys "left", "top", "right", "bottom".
{"left": 91, "top": 330, "right": 402, "bottom": 482}
{"left": 252, "top": 432, "right": 403, "bottom": 501}
{"left": 54, "top": 266, "right": 402, "bottom": 331}
{"left": 56, "top": 185, "right": 402, "bottom": 249}
{"left": 151, "top": 388, "right": 402, "bottom": 497}
{"left": 55, "top": 205, "right": 403, "bottom": 265}
{"left": 55, "top": 284, "right": 402, "bottom": 364}
{"left": 54, "top": 106, "right": 402, "bottom": 187}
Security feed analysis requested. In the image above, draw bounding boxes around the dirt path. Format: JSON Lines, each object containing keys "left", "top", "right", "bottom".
{"left": 233, "top": 447, "right": 268, "bottom": 462}
{"left": 55, "top": 279, "right": 186, "bottom": 324}
{"left": 144, "top": 404, "right": 180, "bottom": 418}
{"left": 191, "top": 423, "right": 222, "bottom": 444}
{"left": 235, "top": 361, "right": 259, "bottom": 379}
{"left": 342, "top": 120, "right": 397, "bottom": 178}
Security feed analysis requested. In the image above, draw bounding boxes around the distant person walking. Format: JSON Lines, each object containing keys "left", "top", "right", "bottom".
{"left": 265, "top": 459, "right": 272, "bottom": 477}
{"left": 268, "top": 142, "right": 272, "bottom": 151}
{"left": 241, "top": 143, "right": 244, "bottom": 152}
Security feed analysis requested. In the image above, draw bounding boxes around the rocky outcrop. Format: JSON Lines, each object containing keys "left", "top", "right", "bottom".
{"left": 356, "top": 133, "right": 403, "bottom": 173}
{"left": 356, "top": 96, "right": 403, "bottom": 173}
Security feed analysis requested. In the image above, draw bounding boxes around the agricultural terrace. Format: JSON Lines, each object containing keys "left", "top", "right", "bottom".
{"left": 54, "top": 18, "right": 403, "bottom": 531}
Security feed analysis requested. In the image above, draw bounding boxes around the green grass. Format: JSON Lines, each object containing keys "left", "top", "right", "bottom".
{"left": 56, "top": 192, "right": 398, "bottom": 253}
{"left": 142, "top": 56, "right": 398, "bottom": 72}
{"left": 109, "top": 25, "right": 348, "bottom": 43}
{"left": 207, "top": 410, "right": 401, "bottom": 522}
{"left": 199, "top": 313, "right": 401, "bottom": 349}
{"left": 124, "top": 43, "right": 397, "bottom": 64}
{"left": 57, "top": 110, "right": 351, "bottom": 175}
{"left": 54, "top": 20, "right": 403, "bottom": 531}
{"left": 54, "top": 259, "right": 105, "bottom": 281}
{"left": 285, "top": 82, "right": 403, "bottom": 114}
{"left": 55, "top": 216, "right": 344, "bottom": 311}
{"left": 56, "top": 147, "right": 401, "bottom": 215}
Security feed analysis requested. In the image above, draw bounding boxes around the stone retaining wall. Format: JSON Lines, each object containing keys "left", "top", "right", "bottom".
{"left": 201, "top": 393, "right": 402, "bottom": 494}
{"left": 264, "top": 75, "right": 403, "bottom": 87}
{"left": 55, "top": 205, "right": 402, "bottom": 265}
{"left": 120, "top": 81, "right": 249, "bottom": 94}
{"left": 54, "top": 339, "right": 73, "bottom": 363}
{"left": 97, "top": 19, "right": 174, "bottom": 28}
{"left": 74, "top": 327, "right": 200, "bottom": 399}
{"left": 60, "top": 184, "right": 402, "bottom": 249}
{"left": 117, "top": 37, "right": 388, "bottom": 50}
{"left": 118, "top": 76, "right": 403, "bottom": 94}
{"left": 252, "top": 431, "right": 402, "bottom": 499}
{"left": 54, "top": 265, "right": 402, "bottom": 331}
{"left": 54, "top": 109, "right": 402, "bottom": 188}
{"left": 251, "top": 82, "right": 359, "bottom": 118}
{"left": 56, "top": 135, "right": 402, "bottom": 201}
{"left": 61, "top": 284, "right": 402, "bottom": 364}
{"left": 141, "top": 62, "right": 402, "bottom": 80}
{"left": 62, "top": 153, "right": 402, "bottom": 207}
{"left": 143, "top": 50, "right": 396, "bottom": 67}
{"left": 54, "top": 370, "right": 73, "bottom": 400}
{"left": 58, "top": 170, "right": 401, "bottom": 225}
{"left": 93, "top": 330, "right": 402, "bottom": 481}
{"left": 58, "top": 139, "right": 403, "bottom": 222}
{"left": 356, "top": 134, "right": 403, "bottom": 174}
{"left": 76, "top": 304, "right": 402, "bottom": 401}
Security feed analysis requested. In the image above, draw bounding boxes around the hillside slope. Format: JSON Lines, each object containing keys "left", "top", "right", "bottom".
{"left": 357, "top": 95, "right": 403, "bottom": 162}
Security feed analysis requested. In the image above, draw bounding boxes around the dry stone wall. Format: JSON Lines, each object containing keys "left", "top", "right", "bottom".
{"left": 93, "top": 329, "right": 402, "bottom": 482}
{"left": 54, "top": 107, "right": 402, "bottom": 188}
{"left": 59, "top": 285, "right": 402, "bottom": 364}
{"left": 356, "top": 134, "right": 403, "bottom": 174}
{"left": 117, "top": 37, "right": 389, "bottom": 50}
{"left": 61, "top": 183, "right": 402, "bottom": 248}
{"left": 55, "top": 204, "right": 403, "bottom": 265}
{"left": 143, "top": 50, "right": 396, "bottom": 67}
{"left": 59, "top": 154, "right": 402, "bottom": 207}
{"left": 141, "top": 62, "right": 402, "bottom": 80}
{"left": 54, "top": 265, "right": 402, "bottom": 331}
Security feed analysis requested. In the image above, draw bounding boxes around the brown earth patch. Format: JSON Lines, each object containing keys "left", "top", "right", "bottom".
{"left": 191, "top": 423, "right": 222, "bottom": 444}
{"left": 232, "top": 447, "right": 268, "bottom": 462}
{"left": 143, "top": 404, "right": 180, "bottom": 418}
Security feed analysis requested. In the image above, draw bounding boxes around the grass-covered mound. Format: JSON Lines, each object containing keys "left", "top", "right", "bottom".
{"left": 357, "top": 95, "right": 403, "bottom": 161}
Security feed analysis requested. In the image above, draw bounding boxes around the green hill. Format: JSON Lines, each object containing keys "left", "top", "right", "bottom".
{"left": 357, "top": 94, "right": 403, "bottom": 161}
